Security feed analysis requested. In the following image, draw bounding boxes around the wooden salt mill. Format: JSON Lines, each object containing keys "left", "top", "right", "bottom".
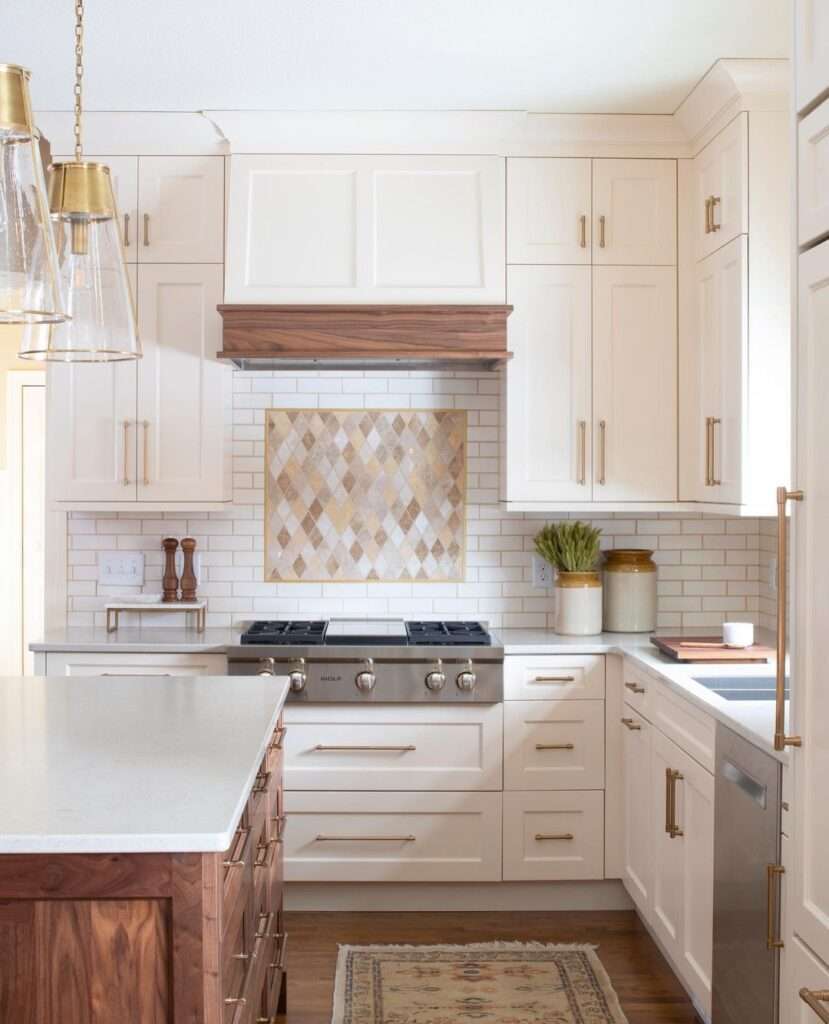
{"left": 162, "top": 537, "right": 179, "bottom": 603}
{"left": 180, "top": 537, "right": 198, "bottom": 602}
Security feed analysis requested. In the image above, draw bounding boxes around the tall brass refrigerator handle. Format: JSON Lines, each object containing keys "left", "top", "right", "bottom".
{"left": 775, "top": 486, "right": 804, "bottom": 751}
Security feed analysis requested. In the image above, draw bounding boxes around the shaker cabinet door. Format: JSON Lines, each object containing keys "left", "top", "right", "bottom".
{"left": 137, "top": 156, "right": 224, "bottom": 263}
{"left": 694, "top": 114, "right": 748, "bottom": 261}
{"left": 507, "top": 158, "right": 591, "bottom": 264}
{"left": 796, "top": 0, "right": 829, "bottom": 114}
{"left": 592, "top": 159, "right": 676, "bottom": 266}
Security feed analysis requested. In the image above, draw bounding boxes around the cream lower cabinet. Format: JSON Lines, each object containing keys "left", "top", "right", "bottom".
{"left": 502, "top": 791, "right": 604, "bottom": 881}
{"left": 622, "top": 707, "right": 652, "bottom": 912}
{"left": 35, "top": 651, "right": 228, "bottom": 676}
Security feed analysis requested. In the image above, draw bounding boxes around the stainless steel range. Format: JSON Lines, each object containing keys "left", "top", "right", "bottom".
{"left": 226, "top": 619, "right": 503, "bottom": 703}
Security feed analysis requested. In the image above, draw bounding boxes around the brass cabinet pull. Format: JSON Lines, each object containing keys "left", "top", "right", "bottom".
{"left": 313, "top": 744, "right": 416, "bottom": 752}
{"left": 141, "top": 420, "right": 150, "bottom": 486}
{"left": 621, "top": 717, "right": 641, "bottom": 731}
{"left": 122, "top": 420, "right": 132, "bottom": 486}
{"left": 223, "top": 825, "right": 250, "bottom": 868}
{"left": 598, "top": 214, "right": 606, "bottom": 248}
{"left": 535, "top": 743, "right": 575, "bottom": 750}
{"left": 579, "top": 214, "right": 587, "bottom": 248}
{"left": 254, "top": 836, "right": 278, "bottom": 869}
{"left": 535, "top": 833, "right": 574, "bottom": 841}
{"left": 269, "top": 931, "right": 289, "bottom": 972}
{"left": 100, "top": 672, "right": 172, "bottom": 677}
{"left": 704, "top": 196, "right": 712, "bottom": 234}
{"left": 775, "top": 486, "right": 805, "bottom": 750}
{"left": 254, "top": 910, "right": 275, "bottom": 943}
{"left": 800, "top": 989, "right": 829, "bottom": 1022}
{"left": 534, "top": 675, "right": 576, "bottom": 683}
{"left": 315, "top": 834, "right": 415, "bottom": 842}
{"left": 252, "top": 769, "right": 271, "bottom": 794}
{"left": 710, "top": 417, "right": 722, "bottom": 486}
{"left": 766, "top": 864, "right": 785, "bottom": 949}
{"left": 270, "top": 814, "right": 286, "bottom": 842}
{"left": 710, "top": 195, "right": 721, "bottom": 231}
{"left": 123, "top": 212, "right": 130, "bottom": 247}
{"left": 269, "top": 726, "right": 286, "bottom": 751}
{"left": 705, "top": 417, "right": 712, "bottom": 486}
{"left": 598, "top": 420, "right": 607, "bottom": 485}
{"left": 625, "top": 682, "right": 646, "bottom": 694}
{"left": 143, "top": 212, "right": 150, "bottom": 246}
{"left": 665, "top": 768, "right": 684, "bottom": 838}
{"left": 577, "top": 420, "right": 587, "bottom": 485}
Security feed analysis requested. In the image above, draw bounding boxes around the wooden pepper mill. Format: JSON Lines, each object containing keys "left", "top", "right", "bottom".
{"left": 162, "top": 537, "right": 180, "bottom": 603}
{"left": 180, "top": 537, "right": 198, "bottom": 602}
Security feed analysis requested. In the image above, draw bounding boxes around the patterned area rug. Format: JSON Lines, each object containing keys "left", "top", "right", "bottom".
{"left": 331, "top": 942, "right": 629, "bottom": 1023}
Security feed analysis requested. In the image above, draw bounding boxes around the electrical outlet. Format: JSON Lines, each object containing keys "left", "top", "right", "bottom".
{"left": 98, "top": 551, "right": 145, "bottom": 587}
{"left": 532, "top": 553, "right": 553, "bottom": 589}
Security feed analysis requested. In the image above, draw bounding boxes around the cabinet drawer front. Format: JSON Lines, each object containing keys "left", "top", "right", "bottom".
{"left": 621, "top": 659, "right": 653, "bottom": 720}
{"left": 283, "top": 791, "right": 502, "bottom": 882}
{"left": 504, "top": 700, "right": 605, "bottom": 791}
{"left": 282, "top": 704, "right": 502, "bottom": 791}
{"left": 505, "top": 655, "right": 605, "bottom": 700}
{"left": 44, "top": 651, "right": 228, "bottom": 676}
{"left": 652, "top": 687, "right": 716, "bottom": 773}
{"left": 503, "top": 791, "right": 604, "bottom": 881}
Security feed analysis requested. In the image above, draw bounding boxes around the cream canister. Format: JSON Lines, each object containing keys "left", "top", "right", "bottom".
{"left": 602, "top": 549, "right": 657, "bottom": 633}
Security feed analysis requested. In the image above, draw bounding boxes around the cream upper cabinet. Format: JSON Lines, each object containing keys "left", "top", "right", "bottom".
{"left": 592, "top": 159, "right": 677, "bottom": 266}
{"left": 622, "top": 707, "right": 653, "bottom": 913}
{"left": 796, "top": 0, "right": 829, "bottom": 114}
{"left": 137, "top": 156, "right": 224, "bottom": 263}
{"left": 502, "top": 265, "right": 591, "bottom": 503}
{"left": 225, "top": 154, "right": 505, "bottom": 303}
{"left": 592, "top": 266, "right": 677, "bottom": 502}
{"left": 798, "top": 100, "right": 829, "bottom": 249}
{"left": 136, "top": 264, "right": 230, "bottom": 502}
{"left": 53, "top": 154, "right": 139, "bottom": 259}
{"left": 694, "top": 114, "right": 748, "bottom": 261}
{"left": 506, "top": 158, "right": 591, "bottom": 264}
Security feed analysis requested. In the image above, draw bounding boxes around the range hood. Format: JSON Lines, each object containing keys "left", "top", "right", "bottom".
{"left": 216, "top": 304, "right": 513, "bottom": 371}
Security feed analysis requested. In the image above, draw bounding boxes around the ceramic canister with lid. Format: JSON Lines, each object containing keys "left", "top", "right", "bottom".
{"left": 602, "top": 549, "right": 657, "bottom": 632}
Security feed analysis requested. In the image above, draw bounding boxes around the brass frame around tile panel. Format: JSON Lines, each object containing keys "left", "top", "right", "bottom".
{"left": 263, "top": 408, "right": 467, "bottom": 584}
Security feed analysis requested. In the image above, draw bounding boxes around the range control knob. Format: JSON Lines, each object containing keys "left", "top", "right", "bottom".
{"left": 288, "top": 659, "right": 307, "bottom": 693}
{"left": 355, "top": 659, "right": 377, "bottom": 693}
{"left": 257, "top": 657, "right": 276, "bottom": 677}
{"left": 425, "top": 660, "right": 446, "bottom": 691}
{"left": 456, "top": 660, "right": 477, "bottom": 692}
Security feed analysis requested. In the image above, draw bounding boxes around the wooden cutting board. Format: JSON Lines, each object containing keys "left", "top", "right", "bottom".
{"left": 650, "top": 636, "right": 774, "bottom": 663}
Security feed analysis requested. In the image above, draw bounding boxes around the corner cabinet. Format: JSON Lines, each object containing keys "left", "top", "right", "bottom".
{"left": 225, "top": 154, "right": 506, "bottom": 303}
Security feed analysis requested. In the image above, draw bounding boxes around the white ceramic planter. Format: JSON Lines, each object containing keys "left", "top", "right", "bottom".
{"left": 555, "top": 571, "right": 603, "bottom": 636}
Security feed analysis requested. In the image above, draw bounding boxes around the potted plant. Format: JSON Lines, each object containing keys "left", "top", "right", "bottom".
{"left": 534, "top": 521, "right": 603, "bottom": 636}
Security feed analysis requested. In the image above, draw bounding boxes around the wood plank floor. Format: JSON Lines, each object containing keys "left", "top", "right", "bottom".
{"left": 279, "top": 910, "right": 701, "bottom": 1023}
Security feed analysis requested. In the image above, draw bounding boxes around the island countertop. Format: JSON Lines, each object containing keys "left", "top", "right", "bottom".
{"left": 0, "top": 674, "right": 289, "bottom": 855}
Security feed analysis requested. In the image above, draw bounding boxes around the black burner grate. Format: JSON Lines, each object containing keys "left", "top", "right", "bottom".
{"left": 240, "top": 621, "right": 327, "bottom": 645}
{"left": 405, "top": 621, "right": 491, "bottom": 646}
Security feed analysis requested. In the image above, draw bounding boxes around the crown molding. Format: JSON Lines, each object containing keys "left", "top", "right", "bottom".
{"left": 34, "top": 111, "right": 226, "bottom": 155}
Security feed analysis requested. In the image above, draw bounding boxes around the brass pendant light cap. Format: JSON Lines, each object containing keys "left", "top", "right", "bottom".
{"left": 0, "top": 64, "right": 34, "bottom": 138}
{"left": 49, "top": 161, "right": 116, "bottom": 219}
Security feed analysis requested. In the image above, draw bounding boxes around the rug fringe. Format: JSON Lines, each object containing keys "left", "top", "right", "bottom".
{"left": 336, "top": 941, "right": 599, "bottom": 952}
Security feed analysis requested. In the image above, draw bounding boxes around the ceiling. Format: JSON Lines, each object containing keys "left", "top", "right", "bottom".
{"left": 7, "top": 0, "right": 791, "bottom": 115}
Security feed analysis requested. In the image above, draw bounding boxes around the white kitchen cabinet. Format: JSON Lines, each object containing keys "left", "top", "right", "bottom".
{"left": 282, "top": 704, "right": 502, "bottom": 791}
{"left": 507, "top": 158, "right": 591, "bottom": 264}
{"left": 38, "top": 651, "right": 228, "bottom": 676}
{"left": 136, "top": 264, "right": 230, "bottom": 502}
{"left": 504, "top": 654, "right": 605, "bottom": 701}
{"left": 53, "top": 155, "right": 139, "bottom": 258}
{"left": 283, "top": 791, "right": 502, "bottom": 883}
{"left": 798, "top": 100, "right": 829, "bottom": 248}
{"left": 226, "top": 154, "right": 505, "bottom": 303}
{"left": 785, "top": 934, "right": 829, "bottom": 1024}
{"left": 137, "top": 156, "right": 224, "bottom": 263}
{"left": 501, "top": 266, "right": 592, "bottom": 503}
{"left": 502, "top": 790, "right": 604, "bottom": 881}
{"left": 503, "top": 699, "right": 605, "bottom": 791}
{"left": 621, "top": 706, "right": 652, "bottom": 912}
{"left": 694, "top": 114, "right": 748, "bottom": 261}
{"left": 592, "top": 266, "right": 677, "bottom": 502}
{"left": 796, "top": 0, "right": 829, "bottom": 114}
{"left": 593, "top": 159, "right": 677, "bottom": 266}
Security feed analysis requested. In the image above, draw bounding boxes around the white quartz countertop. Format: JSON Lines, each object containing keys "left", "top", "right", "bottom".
{"left": 499, "top": 628, "right": 786, "bottom": 762}
{"left": 0, "top": 674, "right": 289, "bottom": 855}
{"left": 30, "top": 627, "right": 238, "bottom": 653}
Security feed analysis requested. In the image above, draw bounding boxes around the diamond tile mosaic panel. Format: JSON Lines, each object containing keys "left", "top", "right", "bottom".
{"left": 265, "top": 409, "right": 466, "bottom": 582}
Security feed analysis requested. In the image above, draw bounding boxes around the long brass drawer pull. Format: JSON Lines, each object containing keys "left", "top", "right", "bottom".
{"left": 100, "top": 673, "right": 173, "bottom": 677}
{"left": 624, "top": 682, "right": 646, "bottom": 694}
{"left": 313, "top": 744, "right": 416, "bottom": 752}
{"left": 621, "top": 717, "right": 641, "bottom": 731}
{"left": 315, "top": 834, "right": 416, "bottom": 842}
{"left": 535, "top": 833, "right": 574, "bottom": 841}
{"left": 534, "top": 675, "right": 576, "bottom": 683}
{"left": 665, "top": 768, "right": 684, "bottom": 838}
{"left": 535, "top": 743, "right": 575, "bottom": 750}
{"left": 767, "top": 864, "right": 785, "bottom": 950}
{"left": 800, "top": 988, "right": 829, "bottom": 1022}
{"left": 223, "top": 825, "right": 250, "bottom": 868}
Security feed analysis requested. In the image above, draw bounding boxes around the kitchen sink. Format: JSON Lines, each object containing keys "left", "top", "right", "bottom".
{"left": 691, "top": 674, "right": 787, "bottom": 702}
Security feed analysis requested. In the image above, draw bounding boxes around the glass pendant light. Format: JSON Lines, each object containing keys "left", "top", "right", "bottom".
{"left": 19, "top": 0, "right": 140, "bottom": 362}
{"left": 0, "top": 64, "right": 67, "bottom": 324}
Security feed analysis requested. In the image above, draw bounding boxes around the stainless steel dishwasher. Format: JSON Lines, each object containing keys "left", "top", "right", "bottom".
{"left": 712, "top": 723, "right": 783, "bottom": 1024}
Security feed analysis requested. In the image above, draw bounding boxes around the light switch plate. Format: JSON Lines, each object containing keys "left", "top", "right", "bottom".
{"left": 98, "top": 551, "right": 145, "bottom": 587}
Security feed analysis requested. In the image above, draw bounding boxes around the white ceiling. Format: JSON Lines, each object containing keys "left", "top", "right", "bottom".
{"left": 7, "top": 0, "right": 791, "bottom": 115}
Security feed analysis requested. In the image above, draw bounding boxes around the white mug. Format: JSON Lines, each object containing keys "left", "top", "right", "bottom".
{"left": 723, "top": 621, "right": 754, "bottom": 648}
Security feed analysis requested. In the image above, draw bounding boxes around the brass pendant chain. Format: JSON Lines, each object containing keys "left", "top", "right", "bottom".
{"left": 73, "top": 0, "right": 84, "bottom": 162}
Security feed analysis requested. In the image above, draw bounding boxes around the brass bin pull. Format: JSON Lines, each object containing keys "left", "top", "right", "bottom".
{"left": 579, "top": 214, "right": 587, "bottom": 249}
{"left": 143, "top": 212, "right": 150, "bottom": 246}
{"left": 625, "top": 682, "right": 646, "bottom": 694}
{"left": 621, "top": 717, "right": 641, "bottom": 731}
{"left": 800, "top": 989, "right": 829, "bottom": 1022}
{"left": 313, "top": 744, "right": 416, "bottom": 752}
{"left": 534, "top": 675, "right": 576, "bottom": 683}
{"left": 665, "top": 768, "right": 684, "bottom": 838}
{"left": 535, "top": 743, "right": 575, "bottom": 750}
{"left": 123, "top": 212, "right": 130, "bottom": 247}
{"left": 598, "top": 214, "right": 606, "bottom": 248}
{"left": 535, "top": 833, "right": 574, "bottom": 841}
{"left": 775, "top": 486, "right": 804, "bottom": 750}
{"left": 122, "top": 420, "right": 131, "bottom": 486}
{"left": 578, "top": 419, "right": 587, "bottom": 485}
{"left": 766, "top": 864, "right": 785, "bottom": 950}
{"left": 598, "top": 420, "right": 607, "bottom": 485}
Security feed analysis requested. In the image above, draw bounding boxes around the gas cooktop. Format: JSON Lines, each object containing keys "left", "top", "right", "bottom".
{"left": 239, "top": 619, "right": 492, "bottom": 647}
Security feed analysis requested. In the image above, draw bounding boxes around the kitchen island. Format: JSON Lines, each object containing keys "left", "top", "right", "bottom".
{"left": 0, "top": 674, "right": 289, "bottom": 1024}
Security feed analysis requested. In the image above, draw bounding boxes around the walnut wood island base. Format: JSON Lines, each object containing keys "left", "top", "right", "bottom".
{"left": 0, "top": 675, "right": 288, "bottom": 1024}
